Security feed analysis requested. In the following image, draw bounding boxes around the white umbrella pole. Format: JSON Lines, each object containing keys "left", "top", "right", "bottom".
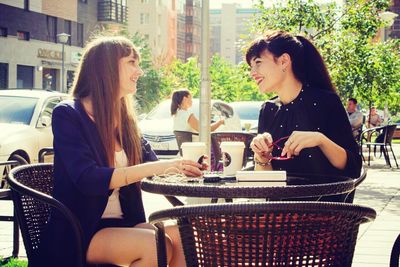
{"left": 200, "top": 0, "right": 211, "bottom": 167}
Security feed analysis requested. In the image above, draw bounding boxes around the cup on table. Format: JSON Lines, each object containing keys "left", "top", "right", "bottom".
{"left": 220, "top": 141, "right": 245, "bottom": 177}
{"left": 181, "top": 142, "right": 206, "bottom": 164}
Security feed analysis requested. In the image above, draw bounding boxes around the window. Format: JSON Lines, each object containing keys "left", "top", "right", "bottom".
{"left": 42, "top": 68, "right": 57, "bottom": 90}
{"left": 144, "top": 34, "right": 149, "bottom": 41}
{"left": 0, "top": 63, "right": 8, "bottom": 89}
{"left": 77, "top": 23, "right": 84, "bottom": 47}
{"left": 140, "top": 13, "right": 150, "bottom": 24}
{"left": 17, "top": 65, "right": 34, "bottom": 88}
{"left": 47, "top": 16, "right": 57, "bottom": 43}
{"left": 24, "top": 0, "right": 29, "bottom": 10}
{"left": 64, "top": 20, "right": 71, "bottom": 45}
{"left": 17, "top": 31, "right": 30, "bottom": 41}
{"left": 0, "top": 27, "right": 7, "bottom": 37}
{"left": 79, "top": 0, "right": 88, "bottom": 3}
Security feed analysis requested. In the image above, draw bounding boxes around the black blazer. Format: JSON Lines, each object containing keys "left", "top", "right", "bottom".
{"left": 40, "top": 99, "right": 158, "bottom": 267}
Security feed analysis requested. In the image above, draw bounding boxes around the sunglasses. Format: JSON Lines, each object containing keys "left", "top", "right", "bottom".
{"left": 262, "top": 136, "right": 293, "bottom": 161}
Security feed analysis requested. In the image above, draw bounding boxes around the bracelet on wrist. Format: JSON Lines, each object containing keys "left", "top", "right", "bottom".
{"left": 254, "top": 158, "right": 271, "bottom": 166}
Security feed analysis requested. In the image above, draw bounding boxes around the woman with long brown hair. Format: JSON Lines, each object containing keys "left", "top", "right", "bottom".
{"left": 41, "top": 36, "right": 202, "bottom": 266}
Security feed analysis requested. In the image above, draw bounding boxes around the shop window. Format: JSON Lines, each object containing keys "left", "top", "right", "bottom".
{"left": 17, "top": 65, "right": 34, "bottom": 88}
{"left": 42, "top": 68, "right": 57, "bottom": 90}
{"left": 0, "top": 63, "right": 8, "bottom": 89}
{"left": 77, "top": 23, "right": 84, "bottom": 47}
{"left": 0, "top": 27, "right": 7, "bottom": 37}
{"left": 67, "top": 70, "right": 75, "bottom": 91}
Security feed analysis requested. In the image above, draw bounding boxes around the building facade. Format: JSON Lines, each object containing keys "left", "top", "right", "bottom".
{"left": 127, "top": 0, "right": 177, "bottom": 65}
{"left": 210, "top": 4, "right": 258, "bottom": 64}
{"left": 0, "top": 0, "right": 127, "bottom": 91}
{"left": 176, "top": 0, "right": 201, "bottom": 62}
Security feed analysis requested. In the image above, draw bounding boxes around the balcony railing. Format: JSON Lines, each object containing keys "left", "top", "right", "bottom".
{"left": 97, "top": 0, "right": 127, "bottom": 24}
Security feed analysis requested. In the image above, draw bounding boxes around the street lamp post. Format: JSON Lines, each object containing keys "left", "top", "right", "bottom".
{"left": 57, "top": 33, "right": 70, "bottom": 93}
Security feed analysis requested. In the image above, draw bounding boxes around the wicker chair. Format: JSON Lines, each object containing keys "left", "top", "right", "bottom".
{"left": 360, "top": 124, "right": 399, "bottom": 168}
{"left": 150, "top": 201, "right": 376, "bottom": 267}
{"left": 210, "top": 131, "right": 255, "bottom": 171}
{"left": 391, "top": 234, "right": 400, "bottom": 267}
{"left": 38, "top": 147, "right": 54, "bottom": 163}
{"left": 174, "top": 131, "right": 199, "bottom": 156}
{"left": 7, "top": 163, "right": 84, "bottom": 267}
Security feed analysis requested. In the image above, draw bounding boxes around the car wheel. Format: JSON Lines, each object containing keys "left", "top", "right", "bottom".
{"left": 1, "top": 154, "right": 28, "bottom": 189}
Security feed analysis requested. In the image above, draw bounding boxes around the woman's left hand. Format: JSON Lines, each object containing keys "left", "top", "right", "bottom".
{"left": 281, "top": 131, "right": 325, "bottom": 158}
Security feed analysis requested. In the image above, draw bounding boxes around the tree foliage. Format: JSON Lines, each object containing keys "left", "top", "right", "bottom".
{"left": 159, "top": 55, "right": 264, "bottom": 102}
{"left": 251, "top": 0, "right": 400, "bottom": 113}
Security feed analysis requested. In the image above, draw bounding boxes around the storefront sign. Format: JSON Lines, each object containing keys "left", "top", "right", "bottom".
{"left": 37, "top": 48, "right": 62, "bottom": 60}
{"left": 71, "top": 52, "right": 82, "bottom": 64}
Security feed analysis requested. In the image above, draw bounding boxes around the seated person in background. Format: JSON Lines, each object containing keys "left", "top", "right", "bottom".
{"left": 171, "top": 88, "right": 225, "bottom": 133}
{"left": 346, "top": 98, "right": 364, "bottom": 138}
{"left": 367, "top": 106, "right": 382, "bottom": 128}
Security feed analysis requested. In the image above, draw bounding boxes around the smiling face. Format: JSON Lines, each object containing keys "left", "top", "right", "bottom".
{"left": 118, "top": 51, "right": 144, "bottom": 98}
{"left": 249, "top": 50, "right": 285, "bottom": 94}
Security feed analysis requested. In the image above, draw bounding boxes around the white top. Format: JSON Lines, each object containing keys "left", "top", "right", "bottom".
{"left": 173, "top": 109, "right": 195, "bottom": 132}
{"left": 101, "top": 150, "right": 128, "bottom": 219}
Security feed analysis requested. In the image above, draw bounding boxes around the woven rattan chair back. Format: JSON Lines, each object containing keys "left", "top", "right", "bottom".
{"left": 211, "top": 131, "right": 255, "bottom": 170}
{"left": 174, "top": 131, "right": 198, "bottom": 156}
{"left": 7, "top": 163, "right": 84, "bottom": 267}
{"left": 150, "top": 202, "right": 376, "bottom": 267}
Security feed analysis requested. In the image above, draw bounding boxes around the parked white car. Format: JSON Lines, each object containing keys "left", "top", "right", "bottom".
{"left": 139, "top": 98, "right": 241, "bottom": 158}
{"left": 0, "top": 89, "right": 69, "bottom": 188}
{"left": 230, "top": 101, "right": 264, "bottom": 133}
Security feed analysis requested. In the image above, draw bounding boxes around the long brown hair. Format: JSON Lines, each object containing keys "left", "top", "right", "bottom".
{"left": 170, "top": 88, "right": 191, "bottom": 115}
{"left": 245, "top": 30, "right": 335, "bottom": 93}
{"left": 70, "top": 36, "right": 142, "bottom": 167}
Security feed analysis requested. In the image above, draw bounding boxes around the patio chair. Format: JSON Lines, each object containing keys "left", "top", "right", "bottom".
{"left": 174, "top": 131, "right": 199, "bottom": 156}
{"left": 391, "top": 233, "right": 400, "bottom": 267}
{"left": 210, "top": 131, "right": 255, "bottom": 171}
{"left": 150, "top": 201, "right": 376, "bottom": 267}
{"left": 38, "top": 147, "right": 54, "bottom": 163}
{"left": 7, "top": 163, "right": 131, "bottom": 267}
{"left": 360, "top": 124, "right": 399, "bottom": 168}
{"left": 7, "top": 163, "right": 85, "bottom": 267}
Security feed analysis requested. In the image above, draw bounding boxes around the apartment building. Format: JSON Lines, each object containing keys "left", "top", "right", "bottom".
{"left": 210, "top": 4, "right": 258, "bottom": 64}
{"left": 0, "top": 0, "right": 127, "bottom": 91}
{"left": 127, "top": 0, "right": 177, "bottom": 65}
{"left": 176, "top": 0, "right": 201, "bottom": 62}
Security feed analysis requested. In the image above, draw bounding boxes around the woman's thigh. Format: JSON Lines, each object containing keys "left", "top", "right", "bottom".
{"left": 86, "top": 225, "right": 163, "bottom": 267}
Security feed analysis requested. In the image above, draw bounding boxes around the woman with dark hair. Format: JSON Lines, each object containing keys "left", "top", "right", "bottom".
{"left": 41, "top": 36, "right": 203, "bottom": 267}
{"left": 171, "top": 88, "right": 225, "bottom": 133}
{"left": 247, "top": 30, "right": 361, "bottom": 179}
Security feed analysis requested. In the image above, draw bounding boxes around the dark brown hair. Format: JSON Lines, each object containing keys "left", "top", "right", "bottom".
{"left": 170, "top": 88, "right": 191, "bottom": 115}
{"left": 70, "top": 36, "right": 142, "bottom": 167}
{"left": 245, "top": 30, "right": 335, "bottom": 92}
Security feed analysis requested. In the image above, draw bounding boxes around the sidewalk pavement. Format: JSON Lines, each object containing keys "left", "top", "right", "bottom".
{"left": 1, "top": 145, "right": 399, "bottom": 265}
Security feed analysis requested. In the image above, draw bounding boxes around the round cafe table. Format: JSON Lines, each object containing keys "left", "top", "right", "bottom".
{"left": 141, "top": 172, "right": 355, "bottom": 206}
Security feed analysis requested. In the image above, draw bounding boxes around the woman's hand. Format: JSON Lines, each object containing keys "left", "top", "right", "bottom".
{"left": 281, "top": 131, "right": 324, "bottom": 158}
{"left": 250, "top": 133, "right": 274, "bottom": 160}
{"left": 169, "top": 157, "right": 207, "bottom": 177}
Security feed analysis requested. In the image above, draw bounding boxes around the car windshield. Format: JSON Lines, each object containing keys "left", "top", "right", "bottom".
{"left": 232, "top": 103, "right": 261, "bottom": 120}
{"left": 0, "top": 96, "right": 38, "bottom": 125}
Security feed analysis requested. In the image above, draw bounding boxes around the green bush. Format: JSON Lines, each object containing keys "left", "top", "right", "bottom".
{"left": 0, "top": 258, "right": 28, "bottom": 267}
